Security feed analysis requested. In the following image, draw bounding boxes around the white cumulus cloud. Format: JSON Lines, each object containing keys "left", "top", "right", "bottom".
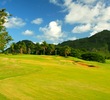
{"left": 64, "top": 1, "right": 104, "bottom": 24}
{"left": 90, "top": 22, "right": 110, "bottom": 36}
{"left": 49, "top": 0, "right": 62, "bottom": 6}
{"left": 22, "top": 30, "right": 34, "bottom": 36}
{"left": 31, "top": 18, "right": 43, "bottom": 25}
{"left": 49, "top": 0, "right": 58, "bottom": 4}
{"left": 4, "top": 17, "right": 26, "bottom": 28}
{"left": 68, "top": 37, "right": 77, "bottom": 41}
{"left": 62, "top": 0, "right": 110, "bottom": 36}
{"left": 78, "top": 0, "right": 97, "bottom": 4}
{"left": 72, "top": 24, "right": 91, "bottom": 33}
{"left": 93, "top": 22, "right": 110, "bottom": 32}
{"left": 39, "top": 20, "right": 64, "bottom": 42}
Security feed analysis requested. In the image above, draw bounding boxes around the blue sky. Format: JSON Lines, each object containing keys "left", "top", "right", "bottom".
{"left": 1, "top": 0, "right": 110, "bottom": 44}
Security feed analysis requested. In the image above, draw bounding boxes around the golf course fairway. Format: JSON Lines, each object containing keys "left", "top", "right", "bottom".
{"left": 0, "top": 54, "right": 110, "bottom": 100}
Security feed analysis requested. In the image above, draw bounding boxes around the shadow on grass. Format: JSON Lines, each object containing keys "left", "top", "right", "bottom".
{"left": 74, "top": 61, "right": 96, "bottom": 68}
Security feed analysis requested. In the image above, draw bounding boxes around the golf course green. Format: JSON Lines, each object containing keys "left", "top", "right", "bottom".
{"left": 0, "top": 54, "right": 110, "bottom": 100}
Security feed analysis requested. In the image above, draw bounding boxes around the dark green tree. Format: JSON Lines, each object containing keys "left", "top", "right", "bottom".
{"left": 41, "top": 41, "right": 48, "bottom": 55}
{"left": 71, "top": 48, "right": 82, "bottom": 58}
{"left": 47, "top": 44, "right": 55, "bottom": 55}
{"left": 63, "top": 46, "right": 71, "bottom": 57}
{"left": 58, "top": 46, "right": 71, "bottom": 57}
{"left": 81, "top": 52, "right": 105, "bottom": 63}
{"left": 0, "top": 9, "right": 13, "bottom": 52}
{"left": 10, "top": 42, "right": 17, "bottom": 54}
{"left": 18, "top": 41, "right": 26, "bottom": 54}
{"left": 35, "top": 43, "right": 41, "bottom": 54}
{"left": 27, "top": 42, "right": 35, "bottom": 54}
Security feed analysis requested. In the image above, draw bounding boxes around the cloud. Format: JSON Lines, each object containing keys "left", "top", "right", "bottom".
{"left": 22, "top": 30, "right": 34, "bottom": 36}
{"left": 62, "top": 0, "right": 110, "bottom": 36}
{"left": 39, "top": 20, "right": 64, "bottom": 42}
{"left": 49, "top": 0, "right": 58, "bottom": 4}
{"left": 49, "top": 0, "right": 110, "bottom": 39}
{"left": 31, "top": 18, "right": 43, "bottom": 25}
{"left": 90, "top": 22, "right": 110, "bottom": 36}
{"left": 68, "top": 37, "right": 77, "bottom": 41}
{"left": 64, "top": 1, "right": 104, "bottom": 24}
{"left": 4, "top": 17, "right": 26, "bottom": 28}
{"left": 77, "top": 0, "right": 97, "bottom": 4}
{"left": 49, "top": 0, "right": 64, "bottom": 6}
{"left": 90, "top": 31, "right": 97, "bottom": 36}
{"left": 98, "top": 7, "right": 110, "bottom": 22}
{"left": 72, "top": 24, "right": 91, "bottom": 33}
{"left": 93, "top": 22, "right": 110, "bottom": 32}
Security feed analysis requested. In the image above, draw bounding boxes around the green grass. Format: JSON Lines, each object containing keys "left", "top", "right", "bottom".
{"left": 0, "top": 54, "right": 110, "bottom": 100}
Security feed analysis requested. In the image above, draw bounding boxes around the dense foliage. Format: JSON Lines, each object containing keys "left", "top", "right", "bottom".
{"left": 0, "top": 9, "right": 13, "bottom": 52}
{"left": 71, "top": 48, "right": 82, "bottom": 58}
{"left": 6, "top": 40, "right": 73, "bottom": 57}
{"left": 81, "top": 52, "right": 105, "bottom": 63}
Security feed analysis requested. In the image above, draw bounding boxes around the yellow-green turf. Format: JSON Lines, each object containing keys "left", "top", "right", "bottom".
{"left": 0, "top": 54, "right": 110, "bottom": 100}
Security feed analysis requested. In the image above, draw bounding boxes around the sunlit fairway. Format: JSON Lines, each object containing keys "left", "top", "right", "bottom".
{"left": 0, "top": 54, "right": 110, "bottom": 100}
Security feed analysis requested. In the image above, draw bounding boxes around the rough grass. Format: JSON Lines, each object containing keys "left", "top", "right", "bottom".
{"left": 0, "top": 54, "right": 110, "bottom": 100}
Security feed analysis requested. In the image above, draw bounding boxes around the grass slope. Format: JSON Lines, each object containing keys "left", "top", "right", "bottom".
{"left": 0, "top": 54, "right": 110, "bottom": 100}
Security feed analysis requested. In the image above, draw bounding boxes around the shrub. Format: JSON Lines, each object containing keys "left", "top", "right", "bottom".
{"left": 81, "top": 52, "right": 105, "bottom": 63}
{"left": 71, "top": 49, "right": 82, "bottom": 58}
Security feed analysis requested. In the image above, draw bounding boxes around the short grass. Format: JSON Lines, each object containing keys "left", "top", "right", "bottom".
{"left": 0, "top": 54, "right": 110, "bottom": 100}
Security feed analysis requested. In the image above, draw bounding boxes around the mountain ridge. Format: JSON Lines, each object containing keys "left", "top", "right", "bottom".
{"left": 59, "top": 30, "right": 110, "bottom": 57}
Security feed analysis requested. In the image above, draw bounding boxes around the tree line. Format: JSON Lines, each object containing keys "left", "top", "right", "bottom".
{"left": 5, "top": 39, "right": 105, "bottom": 63}
{"left": 5, "top": 40, "right": 72, "bottom": 57}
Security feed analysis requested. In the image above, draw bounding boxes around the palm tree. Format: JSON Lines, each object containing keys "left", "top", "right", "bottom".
{"left": 47, "top": 44, "right": 55, "bottom": 55}
{"left": 63, "top": 46, "right": 71, "bottom": 57}
{"left": 18, "top": 42, "right": 26, "bottom": 54}
{"left": 10, "top": 42, "right": 16, "bottom": 54}
{"left": 41, "top": 41, "right": 48, "bottom": 55}
{"left": 35, "top": 43, "right": 41, "bottom": 54}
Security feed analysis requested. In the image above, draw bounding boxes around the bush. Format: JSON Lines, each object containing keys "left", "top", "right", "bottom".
{"left": 81, "top": 52, "right": 105, "bottom": 63}
{"left": 71, "top": 49, "right": 82, "bottom": 58}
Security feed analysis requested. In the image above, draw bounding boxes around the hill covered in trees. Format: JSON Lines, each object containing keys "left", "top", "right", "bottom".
{"left": 59, "top": 30, "right": 110, "bottom": 58}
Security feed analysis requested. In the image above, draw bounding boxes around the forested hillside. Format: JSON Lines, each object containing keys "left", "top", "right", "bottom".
{"left": 59, "top": 30, "right": 110, "bottom": 57}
